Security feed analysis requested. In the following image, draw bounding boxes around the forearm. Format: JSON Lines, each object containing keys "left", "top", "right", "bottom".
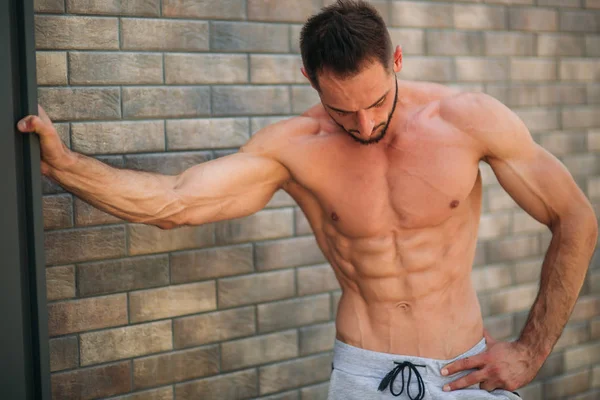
{"left": 48, "top": 152, "right": 180, "bottom": 227}
{"left": 518, "top": 213, "right": 598, "bottom": 364}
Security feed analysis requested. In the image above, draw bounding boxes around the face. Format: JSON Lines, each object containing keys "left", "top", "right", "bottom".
{"left": 317, "top": 60, "right": 399, "bottom": 145}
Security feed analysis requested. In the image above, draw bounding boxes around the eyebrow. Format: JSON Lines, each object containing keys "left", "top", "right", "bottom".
{"left": 325, "top": 90, "right": 390, "bottom": 114}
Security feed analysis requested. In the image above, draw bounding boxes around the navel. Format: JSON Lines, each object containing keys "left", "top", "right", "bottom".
{"left": 331, "top": 212, "right": 339, "bottom": 222}
{"left": 395, "top": 301, "right": 411, "bottom": 311}
{"left": 450, "top": 200, "right": 460, "bottom": 209}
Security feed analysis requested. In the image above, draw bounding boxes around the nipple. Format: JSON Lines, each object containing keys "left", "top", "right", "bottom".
{"left": 331, "top": 212, "right": 339, "bottom": 222}
{"left": 450, "top": 200, "right": 459, "bottom": 208}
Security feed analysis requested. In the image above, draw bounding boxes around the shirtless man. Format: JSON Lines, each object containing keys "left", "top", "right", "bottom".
{"left": 18, "top": 1, "right": 597, "bottom": 399}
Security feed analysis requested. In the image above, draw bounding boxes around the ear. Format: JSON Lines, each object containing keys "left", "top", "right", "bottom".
{"left": 392, "top": 45, "right": 402, "bottom": 74}
{"left": 301, "top": 67, "right": 318, "bottom": 90}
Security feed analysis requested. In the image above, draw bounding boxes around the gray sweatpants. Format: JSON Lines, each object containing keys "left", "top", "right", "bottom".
{"left": 328, "top": 338, "right": 522, "bottom": 399}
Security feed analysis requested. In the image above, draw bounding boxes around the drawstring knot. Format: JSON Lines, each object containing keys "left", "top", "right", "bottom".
{"left": 377, "top": 361, "right": 426, "bottom": 399}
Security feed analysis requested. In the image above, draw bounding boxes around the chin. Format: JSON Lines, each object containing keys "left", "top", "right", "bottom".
{"left": 349, "top": 127, "right": 388, "bottom": 145}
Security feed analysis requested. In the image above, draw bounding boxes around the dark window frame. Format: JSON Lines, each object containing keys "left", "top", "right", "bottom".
{"left": 0, "top": 0, "right": 51, "bottom": 399}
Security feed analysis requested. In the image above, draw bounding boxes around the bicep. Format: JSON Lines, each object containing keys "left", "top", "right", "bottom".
{"left": 172, "top": 151, "right": 291, "bottom": 225}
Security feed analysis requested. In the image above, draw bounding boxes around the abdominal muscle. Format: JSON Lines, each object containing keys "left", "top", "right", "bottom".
{"left": 324, "top": 222, "right": 485, "bottom": 360}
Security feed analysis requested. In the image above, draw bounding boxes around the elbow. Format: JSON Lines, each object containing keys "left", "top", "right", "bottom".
{"left": 554, "top": 203, "right": 598, "bottom": 245}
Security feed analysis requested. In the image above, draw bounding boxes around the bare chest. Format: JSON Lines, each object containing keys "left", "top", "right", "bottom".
{"left": 284, "top": 116, "right": 482, "bottom": 237}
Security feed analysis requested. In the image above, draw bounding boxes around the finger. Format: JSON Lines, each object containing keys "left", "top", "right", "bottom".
{"left": 441, "top": 353, "right": 486, "bottom": 376}
{"left": 38, "top": 105, "right": 52, "bottom": 125}
{"left": 443, "top": 369, "right": 487, "bottom": 392}
{"left": 17, "top": 115, "right": 51, "bottom": 136}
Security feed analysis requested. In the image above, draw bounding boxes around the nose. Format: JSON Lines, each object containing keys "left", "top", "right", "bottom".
{"left": 356, "top": 109, "right": 375, "bottom": 137}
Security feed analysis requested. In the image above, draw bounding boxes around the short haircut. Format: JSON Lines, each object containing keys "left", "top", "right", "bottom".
{"left": 300, "top": 0, "right": 393, "bottom": 91}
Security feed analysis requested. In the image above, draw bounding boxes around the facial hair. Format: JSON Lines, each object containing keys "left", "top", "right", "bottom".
{"left": 330, "top": 78, "right": 399, "bottom": 146}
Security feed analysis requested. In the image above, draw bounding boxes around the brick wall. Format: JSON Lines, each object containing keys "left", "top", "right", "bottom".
{"left": 35, "top": 0, "right": 599, "bottom": 399}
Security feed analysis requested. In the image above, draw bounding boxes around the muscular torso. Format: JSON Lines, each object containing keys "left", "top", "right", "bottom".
{"left": 278, "top": 81, "right": 486, "bottom": 359}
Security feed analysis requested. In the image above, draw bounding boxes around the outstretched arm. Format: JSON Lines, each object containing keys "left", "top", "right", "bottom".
{"left": 438, "top": 93, "right": 598, "bottom": 392}
{"left": 18, "top": 107, "right": 293, "bottom": 229}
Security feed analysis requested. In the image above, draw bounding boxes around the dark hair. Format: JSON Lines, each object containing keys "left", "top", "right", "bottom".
{"left": 300, "top": 0, "right": 392, "bottom": 91}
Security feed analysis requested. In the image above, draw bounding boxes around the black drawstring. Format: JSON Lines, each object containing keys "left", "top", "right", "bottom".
{"left": 377, "top": 361, "right": 426, "bottom": 399}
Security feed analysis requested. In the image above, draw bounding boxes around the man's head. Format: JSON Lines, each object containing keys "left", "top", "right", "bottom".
{"left": 300, "top": 0, "right": 402, "bottom": 144}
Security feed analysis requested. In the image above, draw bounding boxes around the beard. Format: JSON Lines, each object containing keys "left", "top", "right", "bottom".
{"left": 330, "top": 78, "right": 399, "bottom": 146}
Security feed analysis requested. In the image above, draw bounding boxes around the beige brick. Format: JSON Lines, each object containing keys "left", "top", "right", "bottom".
{"left": 455, "top": 57, "right": 508, "bottom": 82}
{"left": 515, "top": 382, "right": 542, "bottom": 400}
{"left": 563, "top": 106, "right": 600, "bottom": 129}
{"left": 78, "top": 255, "right": 169, "bottom": 297}
{"left": 561, "top": 59, "right": 600, "bottom": 81}
{"left": 389, "top": 2, "right": 453, "bottom": 29}
{"left": 213, "top": 86, "right": 290, "bottom": 116}
{"left": 50, "top": 336, "right": 78, "bottom": 372}
{"left": 51, "top": 362, "right": 131, "bottom": 400}
{"left": 165, "top": 54, "right": 247, "bottom": 85}
{"left": 73, "top": 198, "right": 122, "bottom": 227}
{"left": 122, "top": 19, "right": 208, "bottom": 51}
{"left": 251, "top": 55, "right": 305, "bottom": 84}
{"left": 35, "top": 16, "right": 119, "bottom": 50}
{"left": 221, "top": 330, "right": 298, "bottom": 371}
{"left": 454, "top": 4, "right": 506, "bottom": 30}
{"left": 556, "top": 323, "right": 592, "bottom": 353}
{"left": 211, "top": 22, "right": 289, "bottom": 53}
{"left": 36, "top": 52, "right": 67, "bottom": 86}
{"left": 80, "top": 321, "right": 172, "bottom": 366}
{"left": 299, "top": 322, "right": 335, "bottom": 356}
{"left": 474, "top": 244, "right": 486, "bottom": 267}
{"left": 544, "top": 369, "right": 590, "bottom": 399}
{"left": 323, "top": 0, "right": 389, "bottom": 21}
{"left": 290, "top": 24, "right": 302, "bottom": 54}
{"left": 592, "top": 317, "right": 600, "bottom": 339}
{"left": 514, "top": 108, "right": 560, "bottom": 132}
{"left": 44, "top": 226, "right": 126, "bottom": 266}
{"left": 124, "top": 151, "right": 211, "bottom": 175}
{"left": 166, "top": 118, "right": 248, "bottom": 151}
{"left": 248, "top": 0, "right": 321, "bottom": 23}
{"left": 562, "top": 154, "right": 600, "bottom": 176}
{"left": 586, "top": 35, "right": 600, "bottom": 57}
{"left": 483, "top": 314, "right": 513, "bottom": 340}
{"left": 538, "top": 33, "right": 585, "bottom": 57}
{"left": 561, "top": 10, "right": 598, "bottom": 33}
{"left": 265, "top": 190, "right": 296, "bottom": 209}
{"left": 538, "top": 84, "right": 587, "bottom": 106}
{"left": 509, "top": 8, "right": 558, "bottom": 32}
{"left": 487, "top": 235, "right": 540, "bottom": 262}
{"left": 297, "top": 264, "right": 340, "bottom": 296}
{"left": 43, "top": 194, "right": 72, "bottom": 230}
{"left": 129, "top": 282, "right": 216, "bottom": 323}
{"left": 163, "top": 0, "right": 244, "bottom": 19}
{"left": 69, "top": 52, "right": 162, "bottom": 85}
{"left": 251, "top": 116, "right": 291, "bottom": 134}
{"left": 513, "top": 209, "right": 548, "bottom": 234}
{"left": 292, "top": 85, "right": 320, "bottom": 114}
{"left": 331, "top": 291, "right": 342, "bottom": 317}
{"left": 259, "top": 353, "right": 332, "bottom": 395}
{"left": 128, "top": 223, "right": 214, "bottom": 256}
{"left": 111, "top": 387, "right": 173, "bottom": 400}
{"left": 123, "top": 87, "right": 210, "bottom": 119}
{"left": 258, "top": 294, "right": 330, "bottom": 333}
{"left": 487, "top": 186, "right": 517, "bottom": 211}
{"left": 388, "top": 29, "right": 425, "bottom": 55}
{"left": 134, "top": 346, "right": 219, "bottom": 389}
{"left": 215, "top": 209, "right": 294, "bottom": 245}
{"left": 426, "top": 31, "right": 483, "bottom": 56}
{"left": 514, "top": 258, "right": 543, "bottom": 284}
{"left": 478, "top": 213, "right": 511, "bottom": 240}
{"left": 175, "top": 369, "right": 258, "bottom": 400}
{"left": 38, "top": 87, "right": 121, "bottom": 121}
{"left": 511, "top": 58, "right": 556, "bottom": 81}
{"left": 174, "top": 306, "right": 255, "bottom": 348}
{"left": 590, "top": 131, "right": 600, "bottom": 152}
{"left": 570, "top": 389, "right": 600, "bottom": 400}
{"left": 256, "top": 236, "right": 325, "bottom": 271}
{"left": 539, "top": 131, "right": 587, "bottom": 156}
{"left": 46, "top": 265, "right": 75, "bottom": 301}
{"left": 72, "top": 121, "right": 164, "bottom": 155}
{"left": 48, "top": 294, "right": 128, "bottom": 336}
{"left": 590, "top": 177, "right": 600, "bottom": 199}
{"left": 587, "top": 0, "right": 600, "bottom": 8}
{"left": 472, "top": 264, "right": 513, "bottom": 292}
{"left": 539, "top": 0, "right": 580, "bottom": 5}
{"left": 536, "top": 352, "right": 564, "bottom": 380}
{"left": 570, "top": 296, "right": 600, "bottom": 322}
{"left": 484, "top": 32, "right": 535, "bottom": 56}
{"left": 295, "top": 208, "right": 312, "bottom": 235}
{"left": 171, "top": 245, "right": 253, "bottom": 284}
{"left": 35, "top": 0, "right": 64, "bottom": 12}
{"left": 399, "top": 57, "right": 454, "bottom": 82}
{"left": 261, "top": 391, "right": 299, "bottom": 400}
{"left": 219, "top": 270, "right": 295, "bottom": 308}
{"left": 67, "top": 0, "right": 160, "bottom": 16}
{"left": 301, "top": 383, "right": 329, "bottom": 400}
{"left": 488, "top": 284, "right": 538, "bottom": 314}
